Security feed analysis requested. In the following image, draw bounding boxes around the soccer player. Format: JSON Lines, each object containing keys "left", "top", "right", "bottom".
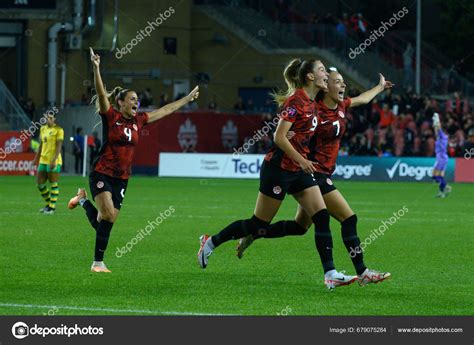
{"left": 432, "top": 112, "right": 452, "bottom": 198}
{"left": 33, "top": 112, "right": 63, "bottom": 215}
{"left": 68, "top": 47, "right": 199, "bottom": 273}
{"left": 237, "top": 70, "right": 393, "bottom": 286}
{"left": 198, "top": 59, "right": 359, "bottom": 289}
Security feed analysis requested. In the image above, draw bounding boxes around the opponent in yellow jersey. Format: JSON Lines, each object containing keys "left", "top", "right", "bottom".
{"left": 33, "top": 113, "right": 64, "bottom": 214}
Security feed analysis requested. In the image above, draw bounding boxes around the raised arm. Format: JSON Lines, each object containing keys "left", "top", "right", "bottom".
{"left": 350, "top": 73, "right": 394, "bottom": 108}
{"left": 274, "top": 119, "right": 315, "bottom": 174}
{"left": 90, "top": 47, "right": 110, "bottom": 114}
{"left": 146, "top": 86, "right": 200, "bottom": 124}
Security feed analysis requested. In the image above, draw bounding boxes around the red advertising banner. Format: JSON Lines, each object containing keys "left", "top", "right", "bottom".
{"left": 454, "top": 158, "right": 474, "bottom": 182}
{"left": 133, "top": 112, "right": 271, "bottom": 168}
{"left": 0, "top": 131, "right": 32, "bottom": 155}
{"left": 0, "top": 153, "right": 36, "bottom": 175}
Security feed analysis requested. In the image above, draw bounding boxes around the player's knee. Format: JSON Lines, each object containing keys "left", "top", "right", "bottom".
{"left": 341, "top": 214, "right": 358, "bottom": 236}
{"left": 100, "top": 208, "right": 116, "bottom": 222}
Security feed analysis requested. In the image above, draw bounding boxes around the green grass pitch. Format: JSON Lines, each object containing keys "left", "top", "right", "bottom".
{"left": 0, "top": 175, "right": 472, "bottom": 316}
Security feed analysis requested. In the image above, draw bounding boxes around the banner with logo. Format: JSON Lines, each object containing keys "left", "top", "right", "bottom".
{"left": 159, "top": 153, "right": 263, "bottom": 178}
{"left": 0, "top": 131, "right": 31, "bottom": 156}
{"left": 0, "top": 153, "right": 36, "bottom": 175}
{"left": 454, "top": 158, "right": 474, "bottom": 182}
{"left": 133, "top": 112, "right": 266, "bottom": 174}
{"left": 158, "top": 153, "right": 457, "bottom": 182}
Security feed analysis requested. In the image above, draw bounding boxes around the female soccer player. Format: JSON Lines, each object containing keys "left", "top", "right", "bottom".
{"left": 33, "top": 112, "right": 63, "bottom": 215}
{"left": 68, "top": 47, "right": 199, "bottom": 273}
{"left": 237, "top": 70, "right": 394, "bottom": 286}
{"left": 432, "top": 112, "right": 452, "bottom": 198}
{"left": 198, "top": 59, "right": 359, "bottom": 289}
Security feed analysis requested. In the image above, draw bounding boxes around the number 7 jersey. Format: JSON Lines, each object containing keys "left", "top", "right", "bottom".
{"left": 93, "top": 106, "right": 149, "bottom": 179}
{"left": 309, "top": 98, "right": 352, "bottom": 175}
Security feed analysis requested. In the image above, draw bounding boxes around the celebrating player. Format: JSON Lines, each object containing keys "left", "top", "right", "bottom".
{"left": 237, "top": 70, "right": 393, "bottom": 286}
{"left": 198, "top": 59, "right": 361, "bottom": 289}
{"left": 33, "top": 112, "right": 64, "bottom": 215}
{"left": 68, "top": 47, "right": 199, "bottom": 273}
{"left": 432, "top": 112, "right": 452, "bottom": 198}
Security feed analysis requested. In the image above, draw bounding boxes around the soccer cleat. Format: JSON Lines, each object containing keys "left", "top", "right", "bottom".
{"left": 39, "top": 206, "right": 49, "bottom": 213}
{"left": 324, "top": 270, "right": 358, "bottom": 290}
{"left": 43, "top": 207, "right": 55, "bottom": 215}
{"left": 197, "top": 234, "right": 213, "bottom": 269}
{"left": 444, "top": 185, "right": 452, "bottom": 196}
{"left": 236, "top": 235, "right": 254, "bottom": 259}
{"left": 68, "top": 188, "right": 87, "bottom": 209}
{"left": 358, "top": 268, "right": 391, "bottom": 286}
{"left": 436, "top": 191, "right": 446, "bottom": 198}
{"left": 90, "top": 261, "right": 111, "bottom": 273}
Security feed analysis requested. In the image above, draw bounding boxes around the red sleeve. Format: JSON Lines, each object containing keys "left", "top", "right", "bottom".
{"left": 343, "top": 97, "right": 352, "bottom": 110}
{"left": 137, "top": 112, "right": 149, "bottom": 129}
{"left": 279, "top": 97, "right": 302, "bottom": 123}
{"left": 99, "top": 105, "right": 115, "bottom": 119}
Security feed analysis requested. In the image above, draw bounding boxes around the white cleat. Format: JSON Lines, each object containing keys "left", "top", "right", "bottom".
{"left": 444, "top": 185, "right": 452, "bottom": 196}
{"left": 197, "top": 234, "right": 213, "bottom": 269}
{"left": 90, "top": 261, "right": 111, "bottom": 273}
{"left": 324, "top": 270, "right": 358, "bottom": 290}
{"left": 358, "top": 268, "right": 391, "bottom": 286}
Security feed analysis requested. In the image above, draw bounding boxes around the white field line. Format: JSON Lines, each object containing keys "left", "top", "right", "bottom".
{"left": 0, "top": 302, "right": 237, "bottom": 316}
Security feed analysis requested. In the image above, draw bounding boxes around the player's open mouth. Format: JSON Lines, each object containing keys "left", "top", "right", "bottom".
{"left": 132, "top": 105, "right": 138, "bottom": 111}
{"left": 338, "top": 90, "right": 345, "bottom": 98}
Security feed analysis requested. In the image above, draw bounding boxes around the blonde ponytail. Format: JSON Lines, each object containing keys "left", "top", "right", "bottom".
{"left": 271, "top": 58, "right": 303, "bottom": 107}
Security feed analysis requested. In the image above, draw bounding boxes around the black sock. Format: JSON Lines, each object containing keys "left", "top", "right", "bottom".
{"left": 341, "top": 214, "right": 367, "bottom": 275}
{"left": 211, "top": 215, "right": 269, "bottom": 248}
{"left": 94, "top": 220, "right": 114, "bottom": 261}
{"left": 83, "top": 200, "right": 99, "bottom": 231}
{"left": 256, "top": 220, "right": 308, "bottom": 239}
{"left": 312, "top": 209, "right": 335, "bottom": 273}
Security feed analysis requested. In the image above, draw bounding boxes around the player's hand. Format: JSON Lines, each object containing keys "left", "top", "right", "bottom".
{"left": 50, "top": 162, "right": 57, "bottom": 171}
{"left": 378, "top": 73, "right": 394, "bottom": 89}
{"left": 90, "top": 47, "right": 100, "bottom": 68}
{"left": 298, "top": 158, "right": 316, "bottom": 174}
{"left": 286, "top": 131, "right": 296, "bottom": 140}
{"left": 186, "top": 86, "right": 200, "bottom": 102}
{"left": 432, "top": 112, "right": 440, "bottom": 126}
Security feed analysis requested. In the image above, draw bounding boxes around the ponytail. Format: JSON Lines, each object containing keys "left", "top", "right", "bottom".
{"left": 271, "top": 58, "right": 303, "bottom": 107}
{"left": 91, "top": 86, "right": 131, "bottom": 113}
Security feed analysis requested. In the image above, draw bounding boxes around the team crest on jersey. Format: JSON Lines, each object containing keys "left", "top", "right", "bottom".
{"left": 285, "top": 107, "right": 297, "bottom": 118}
{"left": 326, "top": 178, "right": 333, "bottom": 186}
{"left": 133, "top": 124, "right": 138, "bottom": 131}
{"left": 273, "top": 186, "right": 282, "bottom": 194}
{"left": 338, "top": 111, "right": 345, "bottom": 118}
{"left": 97, "top": 181, "right": 104, "bottom": 189}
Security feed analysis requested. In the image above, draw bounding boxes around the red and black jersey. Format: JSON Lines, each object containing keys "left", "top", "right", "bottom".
{"left": 265, "top": 88, "right": 318, "bottom": 172}
{"left": 93, "top": 106, "right": 149, "bottom": 179}
{"left": 309, "top": 98, "right": 351, "bottom": 175}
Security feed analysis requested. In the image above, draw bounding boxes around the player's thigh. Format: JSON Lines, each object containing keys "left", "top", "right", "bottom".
{"left": 323, "top": 190, "right": 354, "bottom": 222}
{"left": 95, "top": 191, "right": 118, "bottom": 222}
{"left": 432, "top": 169, "right": 441, "bottom": 176}
{"left": 253, "top": 192, "right": 283, "bottom": 223}
{"left": 292, "top": 185, "right": 326, "bottom": 216}
{"left": 294, "top": 204, "right": 312, "bottom": 229}
{"left": 47, "top": 172, "right": 60, "bottom": 183}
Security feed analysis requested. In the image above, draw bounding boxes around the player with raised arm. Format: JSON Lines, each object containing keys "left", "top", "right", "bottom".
{"left": 33, "top": 112, "right": 63, "bottom": 214}
{"left": 198, "top": 59, "right": 360, "bottom": 289}
{"left": 432, "top": 112, "right": 452, "bottom": 198}
{"left": 68, "top": 48, "right": 199, "bottom": 273}
{"left": 237, "top": 70, "right": 393, "bottom": 286}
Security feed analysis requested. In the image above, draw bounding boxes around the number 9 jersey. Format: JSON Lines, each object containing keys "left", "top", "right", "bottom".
{"left": 309, "top": 98, "right": 351, "bottom": 175}
{"left": 92, "top": 106, "right": 149, "bottom": 179}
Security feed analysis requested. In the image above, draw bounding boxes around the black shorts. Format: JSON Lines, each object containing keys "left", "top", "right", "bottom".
{"left": 313, "top": 172, "right": 337, "bottom": 195}
{"left": 89, "top": 171, "right": 128, "bottom": 210}
{"left": 259, "top": 161, "right": 317, "bottom": 200}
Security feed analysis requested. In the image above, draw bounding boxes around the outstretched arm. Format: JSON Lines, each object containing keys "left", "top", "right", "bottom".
{"left": 90, "top": 47, "right": 110, "bottom": 113}
{"left": 350, "top": 73, "right": 394, "bottom": 108}
{"left": 146, "top": 86, "right": 199, "bottom": 124}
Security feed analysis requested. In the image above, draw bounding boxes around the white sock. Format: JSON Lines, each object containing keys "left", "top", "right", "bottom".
{"left": 325, "top": 269, "right": 337, "bottom": 278}
{"left": 205, "top": 237, "right": 215, "bottom": 251}
{"left": 79, "top": 198, "right": 87, "bottom": 206}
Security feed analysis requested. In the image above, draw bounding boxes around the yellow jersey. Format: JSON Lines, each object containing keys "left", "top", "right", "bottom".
{"left": 39, "top": 125, "right": 64, "bottom": 165}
